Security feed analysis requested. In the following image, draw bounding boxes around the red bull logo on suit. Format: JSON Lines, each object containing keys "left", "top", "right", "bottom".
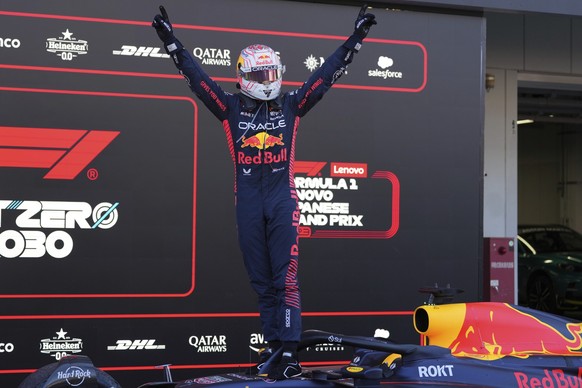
{"left": 238, "top": 132, "right": 286, "bottom": 165}
{"left": 240, "top": 132, "right": 284, "bottom": 149}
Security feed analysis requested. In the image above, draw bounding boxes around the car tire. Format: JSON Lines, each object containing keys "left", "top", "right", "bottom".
{"left": 18, "top": 362, "right": 57, "bottom": 388}
{"left": 18, "top": 361, "right": 121, "bottom": 388}
{"left": 526, "top": 274, "right": 558, "bottom": 314}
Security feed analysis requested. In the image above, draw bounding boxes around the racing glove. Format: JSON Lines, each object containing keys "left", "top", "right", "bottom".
{"left": 152, "top": 6, "right": 184, "bottom": 55}
{"left": 344, "top": 4, "right": 377, "bottom": 53}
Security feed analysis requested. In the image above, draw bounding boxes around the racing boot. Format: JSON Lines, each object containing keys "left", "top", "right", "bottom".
{"left": 251, "top": 343, "right": 281, "bottom": 375}
{"left": 267, "top": 352, "right": 302, "bottom": 380}
{"left": 255, "top": 347, "right": 273, "bottom": 371}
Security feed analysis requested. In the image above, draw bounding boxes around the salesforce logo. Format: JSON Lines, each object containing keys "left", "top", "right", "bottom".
{"left": 368, "top": 56, "right": 403, "bottom": 79}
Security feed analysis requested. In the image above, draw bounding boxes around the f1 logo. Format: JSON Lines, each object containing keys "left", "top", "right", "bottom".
{"left": 0, "top": 126, "right": 119, "bottom": 179}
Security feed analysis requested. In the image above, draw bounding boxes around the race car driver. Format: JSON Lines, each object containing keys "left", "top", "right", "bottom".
{"left": 152, "top": 4, "right": 376, "bottom": 380}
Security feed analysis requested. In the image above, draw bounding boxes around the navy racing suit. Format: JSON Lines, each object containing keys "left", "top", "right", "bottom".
{"left": 165, "top": 35, "right": 363, "bottom": 344}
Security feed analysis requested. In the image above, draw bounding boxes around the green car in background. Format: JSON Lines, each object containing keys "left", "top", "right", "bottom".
{"left": 518, "top": 225, "right": 582, "bottom": 314}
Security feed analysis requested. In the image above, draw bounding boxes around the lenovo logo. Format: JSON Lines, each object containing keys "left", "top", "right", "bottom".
{"left": 330, "top": 162, "right": 368, "bottom": 178}
{"left": 0, "top": 126, "right": 119, "bottom": 179}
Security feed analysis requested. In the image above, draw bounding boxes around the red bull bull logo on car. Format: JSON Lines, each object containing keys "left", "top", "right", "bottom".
{"left": 415, "top": 303, "right": 582, "bottom": 361}
{"left": 449, "top": 304, "right": 582, "bottom": 360}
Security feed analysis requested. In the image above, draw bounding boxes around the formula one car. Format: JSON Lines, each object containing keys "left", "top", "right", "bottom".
{"left": 19, "top": 287, "right": 582, "bottom": 387}
{"left": 138, "top": 287, "right": 582, "bottom": 387}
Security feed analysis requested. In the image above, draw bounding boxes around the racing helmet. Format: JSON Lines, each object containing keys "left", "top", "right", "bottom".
{"left": 236, "top": 44, "right": 285, "bottom": 101}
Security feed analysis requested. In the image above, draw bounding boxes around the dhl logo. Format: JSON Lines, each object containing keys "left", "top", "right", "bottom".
{"left": 0, "top": 126, "right": 119, "bottom": 179}
{"left": 240, "top": 132, "right": 284, "bottom": 149}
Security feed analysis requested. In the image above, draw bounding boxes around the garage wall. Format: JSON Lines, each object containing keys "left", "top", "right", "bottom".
{"left": 385, "top": 0, "right": 582, "bottom": 17}
{"left": 487, "top": 12, "right": 582, "bottom": 73}
{"left": 517, "top": 124, "right": 563, "bottom": 225}
{"left": 485, "top": 11, "right": 582, "bottom": 237}
{"left": 518, "top": 125, "right": 582, "bottom": 233}
{"left": 483, "top": 69, "right": 517, "bottom": 237}
{"left": 565, "top": 134, "right": 582, "bottom": 232}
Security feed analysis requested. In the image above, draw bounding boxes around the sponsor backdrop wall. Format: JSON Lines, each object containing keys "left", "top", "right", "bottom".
{"left": 0, "top": 0, "right": 484, "bottom": 386}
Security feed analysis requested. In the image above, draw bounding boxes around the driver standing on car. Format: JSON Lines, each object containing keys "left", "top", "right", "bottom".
{"left": 152, "top": 4, "right": 376, "bottom": 380}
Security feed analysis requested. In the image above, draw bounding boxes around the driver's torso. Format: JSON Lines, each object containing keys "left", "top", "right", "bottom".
{"left": 224, "top": 96, "right": 298, "bottom": 201}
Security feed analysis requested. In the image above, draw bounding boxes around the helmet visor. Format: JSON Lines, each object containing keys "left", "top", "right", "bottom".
{"left": 240, "top": 65, "right": 285, "bottom": 83}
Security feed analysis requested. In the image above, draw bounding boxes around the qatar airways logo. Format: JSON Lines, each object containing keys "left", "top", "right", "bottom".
{"left": 0, "top": 200, "right": 119, "bottom": 259}
{"left": 192, "top": 47, "right": 231, "bottom": 66}
{"left": 189, "top": 334, "right": 227, "bottom": 353}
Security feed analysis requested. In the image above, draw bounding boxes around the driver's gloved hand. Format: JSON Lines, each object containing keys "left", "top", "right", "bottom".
{"left": 152, "top": 5, "right": 183, "bottom": 54}
{"left": 343, "top": 4, "right": 377, "bottom": 53}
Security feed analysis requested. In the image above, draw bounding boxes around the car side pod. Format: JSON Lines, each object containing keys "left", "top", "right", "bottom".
{"left": 413, "top": 302, "right": 467, "bottom": 347}
{"left": 414, "top": 301, "right": 582, "bottom": 359}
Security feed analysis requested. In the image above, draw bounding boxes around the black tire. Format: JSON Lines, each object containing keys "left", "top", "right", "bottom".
{"left": 527, "top": 274, "right": 558, "bottom": 314}
{"left": 18, "top": 361, "right": 121, "bottom": 388}
{"left": 18, "top": 362, "right": 58, "bottom": 388}
{"left": 94, "top": 369, "right": 122, "bottom": 387}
